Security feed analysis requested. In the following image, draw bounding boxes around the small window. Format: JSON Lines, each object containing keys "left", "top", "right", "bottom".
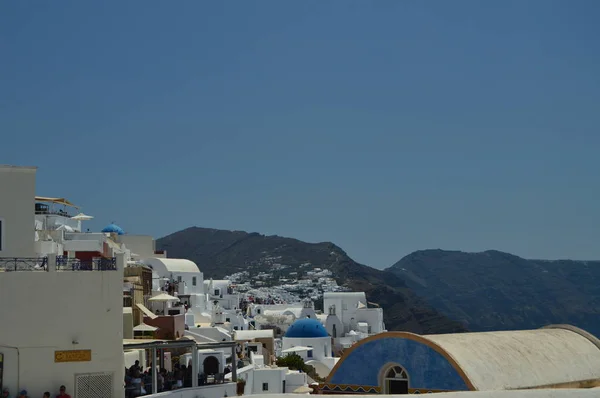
{"left": 192, "top": 277, "right": 197, "bottom": 286}
{"left": 214, "top": 289, "right": 220, "bottom": 296}
{"left": 262, "top": 383, "right": 268, "bottom": 391}
{"left": 307, "top": 347, "right": 313, "bottom": 358}
{"left": 226, "top": 318, "right": 231, "bottom": 322}
{"left": 177, "top": 276, "right": 182, "bottom": 283}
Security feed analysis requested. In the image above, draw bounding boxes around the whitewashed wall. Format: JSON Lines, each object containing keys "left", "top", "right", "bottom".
{"left": 145, "top": 383, "right": 236, "bottom": 398}
{"left": 0, "top": 166, "right": 36, "bottom": 258}
{"left": 0, "top": 254, "right": 125, "bottom": 397}
{"left": 117, "top": 235, "right": 156, "bottom": 258}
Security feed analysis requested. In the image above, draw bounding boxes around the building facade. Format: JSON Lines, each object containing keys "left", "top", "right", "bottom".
{"left": 322, "top": 325, "right": 600, "bottom": 394}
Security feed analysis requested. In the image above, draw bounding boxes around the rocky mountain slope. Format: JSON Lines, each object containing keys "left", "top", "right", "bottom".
{"left": 386, "top": 249, "right": 600, "bottom": 336}
{"left": 156, "top": 227, "right": 467, "bottom": 334}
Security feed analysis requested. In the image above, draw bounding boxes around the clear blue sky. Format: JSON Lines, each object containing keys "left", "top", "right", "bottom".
{"left": 1, "top": 1, "right": 599, "bottom": 268}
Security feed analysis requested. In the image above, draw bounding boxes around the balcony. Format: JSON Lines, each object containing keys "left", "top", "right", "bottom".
{"left": 0, "top": 257, "right": 47, "bottom": 271}
{"left": 57, "top": 256, "right": 117, "bottom": 271}
{"left": 0, "top": 256, "right": 117, "bottom": 272}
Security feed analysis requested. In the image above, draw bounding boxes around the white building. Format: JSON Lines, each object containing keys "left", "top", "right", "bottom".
{"left": 240, "top": 366, "right": 308, "bottom": 395}
{"left": 323, "top": 292, "right": 385, "bottom": 349}
{"left": 280, "top": 318, "right": 338, "bottom": 377}
{"left": 0, "top": 165, "right": 37, "bottom": 258}
{"left": 0, "top": 165, "right": 125, "bottom": 397}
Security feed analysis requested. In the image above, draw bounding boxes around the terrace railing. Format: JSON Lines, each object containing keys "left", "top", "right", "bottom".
{"left": 56, "top": 256, "right": 117, "bottom": 271}
{"left": 0, "top": 257, "right": 48, "bottom": 271}
{"left": 0, "top": 256, "right": 117, "bottom": 272}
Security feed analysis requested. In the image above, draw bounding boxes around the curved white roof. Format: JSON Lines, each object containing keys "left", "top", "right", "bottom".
{"left": 143, "top": 258, "right": 200, "bottom": 274}
{"left": 323, "top": 292, "right": 366, "bottom": 299}
{"left": 234, "top": 329, "right": 274, "bottom": 341}
{"left": 424, "top": 325, "right": 600, "bottom": 390}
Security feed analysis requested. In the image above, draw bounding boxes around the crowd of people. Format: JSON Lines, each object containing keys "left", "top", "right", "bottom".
{"left": 124, "top": 359, "right": 230, "bottom": 397}
{"left": 1, "top": 385, "right": 71, "bottom": 398}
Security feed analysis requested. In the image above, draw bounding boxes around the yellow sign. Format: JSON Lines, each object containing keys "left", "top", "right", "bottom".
{"left": 54, "top": 350, "right": 92, "bottom": 363}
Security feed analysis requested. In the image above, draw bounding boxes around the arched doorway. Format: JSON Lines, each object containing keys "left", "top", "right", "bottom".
{"left": 382, "top": 365, "right": 409, "bottom": 394}
{"left": 203, "top": 356, "right": 219, "bottom": 375}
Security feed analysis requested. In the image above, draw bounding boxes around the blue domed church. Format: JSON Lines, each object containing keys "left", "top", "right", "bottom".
{"left": 101, "top": 223, "right": 125, "bottom": 235}
{"left": 282, "top": 318, "right": 332, "bottom": 361}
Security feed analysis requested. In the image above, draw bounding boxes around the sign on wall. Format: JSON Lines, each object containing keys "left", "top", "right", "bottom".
{"left": 55, "top": 350, "right": 92, "bottom": 363}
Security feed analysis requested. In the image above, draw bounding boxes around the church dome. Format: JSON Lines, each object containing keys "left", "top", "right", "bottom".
{"left": 285, "top": 318, "right": 329, "bottom": 338}
{"left": 102, "top": 223, "right": 125, "bottom": 235}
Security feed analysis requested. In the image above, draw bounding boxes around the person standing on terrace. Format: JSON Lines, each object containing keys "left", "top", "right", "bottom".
{"left": 55, "top": 386, "right": 70, "bottom": 398}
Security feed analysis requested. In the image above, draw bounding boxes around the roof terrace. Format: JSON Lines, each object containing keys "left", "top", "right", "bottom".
{"left": 35, "top": 196, "right": 79, "bottom": 218}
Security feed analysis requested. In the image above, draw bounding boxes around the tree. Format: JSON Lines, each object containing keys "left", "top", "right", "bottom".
{"left": 276, "top": 353, "right": 325, "bottom": 382}
{"left": 276, "top": 353, "right": 305, "bottom": 371}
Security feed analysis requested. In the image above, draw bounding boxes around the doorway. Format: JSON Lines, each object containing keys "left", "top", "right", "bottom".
{"left": 203, "top": 356, "right": 219, "bottom": 375}
{"left": 383, "top": 365, "right": 409, "bottom": 394}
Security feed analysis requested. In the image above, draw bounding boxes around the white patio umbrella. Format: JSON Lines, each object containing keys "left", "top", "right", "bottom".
{"left": 148, "top": 293, "right": 179, "bottom": 302}
{"left": 292, "top": 386, "right": 312, "bottom": 394}
{"left": 148, "top": 293, "right": 180, "bottom": 315}
{"left": 71, "top": 213, "right": 94, "bottom": 220}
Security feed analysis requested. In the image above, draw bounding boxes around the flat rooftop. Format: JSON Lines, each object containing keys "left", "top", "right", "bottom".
{"left": 0, "top": 164, "right": 37, "bottom": 170}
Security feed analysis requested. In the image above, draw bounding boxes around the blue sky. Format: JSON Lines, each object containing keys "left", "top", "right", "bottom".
{"left": 1, "top": 1, "right": 599, "bottom": 268}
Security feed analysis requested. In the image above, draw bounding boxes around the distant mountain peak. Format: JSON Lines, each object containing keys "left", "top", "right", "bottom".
{"left": 156, "top": 226, "right": 466, "bottom": 334}
{"left": 386, "top": 249, "right": 600, "bottom": 337}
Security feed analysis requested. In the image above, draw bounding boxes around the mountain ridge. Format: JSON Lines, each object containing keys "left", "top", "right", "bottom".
{"left": 156, "top": 226, "right": 467, "bottom": 335}
{"left": 386, "top": 248, "right": 600, "bottom": 336}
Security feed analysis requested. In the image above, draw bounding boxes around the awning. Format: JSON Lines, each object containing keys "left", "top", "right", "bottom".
{"left": 35, "top": 196, "right": 79, "bottom": 208}
{"left": 233, "top": 329, "right": 274, "bottom": 341}
{"left": 282, "top": 346, "right": 312, "bottom": 353}
{"left": 133, "top": 323, "right": 159, "bottom": 332}
{"left": 136, "top": 303, "right": 158, "bottom": 320}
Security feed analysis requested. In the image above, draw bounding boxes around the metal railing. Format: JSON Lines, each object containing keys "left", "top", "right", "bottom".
{"left": 35, "top": 210, "right": 73, "bottom": 217}
{"left": 57, "top": 256, "right": 117, "bottom": 271}
{"left": 0, "top": 257, "right": 48, "bottom": 271}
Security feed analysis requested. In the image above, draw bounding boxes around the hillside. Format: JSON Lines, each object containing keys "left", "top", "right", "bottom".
{"left": 386, "top": 249, "right": 600, "bottom": 336}
{"left": 156, "top": 227, "right": 467, "bottom": 334}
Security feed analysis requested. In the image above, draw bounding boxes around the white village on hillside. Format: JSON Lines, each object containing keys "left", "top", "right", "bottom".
{"left": 1, "top": 164, "right": 600, "bottom": 398}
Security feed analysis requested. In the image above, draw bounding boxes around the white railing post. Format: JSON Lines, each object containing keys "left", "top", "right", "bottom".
{"left": 191, "top": 342, "right": 199, "bottom": 387}
{"left": 116, "top": 252, "right": 125, "bottom": 272}
{"left": 47, "top": 253, "right": 56, "bottom": 272}
{"left": 152, "top": 347, "right": 158, "bottom": 394}
{"left": 231, "top": 345, "right": 237, "bottom": 382}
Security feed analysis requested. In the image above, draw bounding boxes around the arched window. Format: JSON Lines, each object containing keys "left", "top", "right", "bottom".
{"left": 382, "top": 365, "right": 409, "bottom": 394}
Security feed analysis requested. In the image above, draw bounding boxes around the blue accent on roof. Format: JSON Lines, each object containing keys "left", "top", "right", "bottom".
{"left": 328, "top": 336, "right": 469, "bottom": 391}
{"left": 284, "top": 318, "right": 329, "bottom": 338}
{"left": 102, "top": 223, "right": 125, "bottom": 235}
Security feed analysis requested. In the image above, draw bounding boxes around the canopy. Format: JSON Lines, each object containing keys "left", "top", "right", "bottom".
{"left": 292, "top": 386, "right": 312, "bottom": 394}
{"left": 133, "top": 323, "right": 159, "bottom": 332}
{"left": 136, "top": 303, "right": 158, "bottom": 320}
{"left": 282, "top": 346, "right": 312, "bottom": 353}
{"left": 35, "top": 196, "right": 79, "bottom": 208}
{"left": 56, "top": 225, "right": 74, "bottom": 232}
{"left": 71, "top": 212, "right": 94, "bottom": 220}
{"left": 148, "top": 293, "right": 180, "bottom": 302}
